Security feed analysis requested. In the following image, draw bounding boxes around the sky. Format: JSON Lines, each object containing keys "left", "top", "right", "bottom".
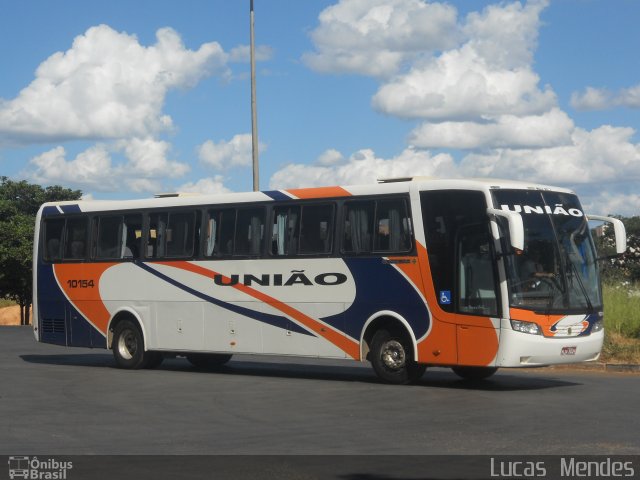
{"left": 0, "top": 0, "right": 639, "bottom": 215}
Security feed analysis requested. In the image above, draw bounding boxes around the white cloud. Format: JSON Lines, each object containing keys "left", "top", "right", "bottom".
{"left": 459, "top": 125, "right": 640, "bottom": 184}
{"left": 316, "top": 148, "right": 345, "bottom": 166}
{"left": 462, "top": 0, "right": 548, "bottom": 69}
{"left": 197, "top": 133, "right": 265, "bottom": 170}
{"left": 582, "top": 191, "right": 640, "bottom": 218}
{"left": 25, "top": 137, "right": 191, "bottom": 193}
{"left": 27, "top": 145, "right": 116, "bottom": 191}
{"left": 409, "top": 108, "right": 574, "bottom": 149}
{"left": 571, "top": 84, "right": 640, "bottom": 110}
{"left": 372, "top": 1, "right": 554, "bottom": 120}
{"left": 269, "top": 147, "right": 457, "bottom": 189}
{"left": 0, "top": 25, "right": 228, "bottom": 144}
{"left": 303, "top": 0, "right": 459, "bottom": 78}
{"left": 177, "top": 176, "right": 232, "bottom": 195}
{"left": 117, "top": 137, "right": 189, "bottom": 177}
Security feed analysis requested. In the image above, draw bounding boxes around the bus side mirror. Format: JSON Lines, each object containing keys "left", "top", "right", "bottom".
{"left": 587, "top": 214, "right": 627, "bottom": 255}
{"left": 487, "top": 208, "right": 524, "bottom": 251}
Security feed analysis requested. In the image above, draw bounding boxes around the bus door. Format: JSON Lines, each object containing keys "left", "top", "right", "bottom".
{"left": 420, "top": 190, "right": 502, "bottom": 366}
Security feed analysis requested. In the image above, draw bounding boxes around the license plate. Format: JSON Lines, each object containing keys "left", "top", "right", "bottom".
{"left": 561, "top": 346, "right": 577, "bottom": 356}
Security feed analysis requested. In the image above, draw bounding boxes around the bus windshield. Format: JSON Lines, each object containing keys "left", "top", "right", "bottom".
{"left": 492, "top": 189, "right": 601, "bottom": 314}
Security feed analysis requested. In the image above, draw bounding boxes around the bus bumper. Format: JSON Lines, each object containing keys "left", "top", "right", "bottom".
{"left": 495, "top": 328, "right": 604, "bottom": 367}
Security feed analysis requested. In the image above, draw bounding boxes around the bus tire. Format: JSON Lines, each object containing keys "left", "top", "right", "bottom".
{"left": 451, "top": 366, "right": 498, "bottom": 381}
{"left": 112, "top": 319, "right": 151, "bottom": 369}
{"left": 186, "top": 353, "right": 233, "bottom": 369}
{"left": 370, "top": 329, "right": 426, "bottom": 385}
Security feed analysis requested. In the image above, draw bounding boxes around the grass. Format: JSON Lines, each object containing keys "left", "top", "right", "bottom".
{"left": 0, "top": 298, "right": 16, "bottom": 308}
{"left": 602, "top": 282, "right": 640, "bottom": 364}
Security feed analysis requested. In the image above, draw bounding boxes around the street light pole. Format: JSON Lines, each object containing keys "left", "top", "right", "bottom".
{"left": 250, "top": 0, "right": 259, "bottom": 191}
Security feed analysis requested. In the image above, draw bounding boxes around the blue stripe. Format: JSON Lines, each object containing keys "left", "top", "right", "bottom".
{"left": 135, "top": 261, "right": 314, "bottom": 337}
{"left": 263, "top": 190, "right": 291, "bottom": 201}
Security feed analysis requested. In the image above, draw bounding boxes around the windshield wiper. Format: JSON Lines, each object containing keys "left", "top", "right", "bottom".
{"left": 565, "top": 252, "right": 594, "bottom": 313}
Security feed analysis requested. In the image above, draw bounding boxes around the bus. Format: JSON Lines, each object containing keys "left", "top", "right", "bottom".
{"left": 32, "top": 177, "right": 626, "bottom": 384}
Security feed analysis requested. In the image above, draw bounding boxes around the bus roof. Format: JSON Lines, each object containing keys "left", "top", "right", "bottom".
{"left": 38, "top": 177, "right": 575, "bottom": 214}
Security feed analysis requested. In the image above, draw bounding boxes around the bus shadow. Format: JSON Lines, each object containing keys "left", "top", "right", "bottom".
{"left": 20, "top": 354, "right": 580, "bottom": 391}
{"left": 21, "top": 353, "right": 114, "bottom": 368}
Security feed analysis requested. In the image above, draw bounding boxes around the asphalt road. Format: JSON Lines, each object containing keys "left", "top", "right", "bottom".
{"left": 1, "top": 326, "right": 639, "bottom": 478}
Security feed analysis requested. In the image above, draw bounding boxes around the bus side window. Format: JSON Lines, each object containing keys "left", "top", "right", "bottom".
{"left": 147, "top": 212, "right": 168, "bottom": 258}
{"left": 272, "top": 206, "right": 300, "bottom": 256}
{"left": 96, "top": 216, "right": 122, "bottom": 259}
{"left": 374, "top": 199, "right": 412, "bottom": 253}
{"left": 63, "top": 217, "right": 88, "bottom": 260}
{"left": 299, "top": 204, "right": 333, "bottom": 255}
{"left": 43, "top": 218, "right": 65, "bottom": 262}
{"left": 122, "top": 215, "right": 143, "bottom": 258}
{"left": 166, "top": 212, "right": 195, "bottom": 258}
{"left": 205, "top": 209, "right": 235, "bottom": 257}
{"left": 342, "top": 201, "right": 374, "bottom": 254}
{"left": 235, "top": 207, "right": 265, "bottom": 256}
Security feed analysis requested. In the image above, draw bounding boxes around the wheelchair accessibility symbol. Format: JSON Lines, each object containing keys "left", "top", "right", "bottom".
{"left": 439, "top": 290, "right": 451, "bottom": 305}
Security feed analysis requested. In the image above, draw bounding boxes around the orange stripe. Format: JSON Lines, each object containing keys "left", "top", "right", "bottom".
{"left": 155, "top": 261, "right": 360, "bottom": 359}
{"left": 286, "top": 186, "right": 351, "bottom": 199}
{"left": 53, "top": 263, "right": 116, "bottom": 334}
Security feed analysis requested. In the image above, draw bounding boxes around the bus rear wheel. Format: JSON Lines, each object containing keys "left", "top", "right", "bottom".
{"left": 451, "top": 366, "right": 498, "bottom": 381}
{"left": 186, "top": 353, "right": 233, "bottom": 369}
{"left": 370, "top": 329, "right": 426, "bottom": 385}
{"left": 112, "top": 319, "right": 155, "bottom": 369}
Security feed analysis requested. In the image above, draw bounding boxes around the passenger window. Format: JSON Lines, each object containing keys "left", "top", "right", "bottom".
{"left": 206, "top": 209, "right": 235, "bottom": 257}
{"left": 272, "top": 206, "right": 300, "bottom": 256}
{"left": 63, "top": 217, "right": 88, "bottom": 260}
{"left": 374, "top": 199, "right": 412, "bottom": 253}
{"left": 342, "top": 201, "right": 375, "bottom": 254}
{"left": 122, "top": 215, "right": 143, "bottom": 259}
{"left": 147, "top": 211, "right": 196, "bottom": 258}
{"left": 147, "top": 213, "right": 168, "bottom": 258}
{"left": 166, "top": 212, "right": 195, "bottom": 257}
{"left": 299, "top": 204, "right": 333, "bottom": 255}
{"left": 235, "top": 208, "right": 265, "bottom": 256}
{"left": 43, "top": 219, "right": 65, "bottom": 262}
{"left": 96, "top": 216, "right": 122, "bottom": 259}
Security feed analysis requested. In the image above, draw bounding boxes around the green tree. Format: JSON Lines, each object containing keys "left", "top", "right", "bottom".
{"left": 0, "top": 177, "right": 82, "bottom": 324}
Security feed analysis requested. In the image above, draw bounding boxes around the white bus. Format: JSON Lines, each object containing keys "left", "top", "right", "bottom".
{"left": 32, "top": 178, "right": 626, "bottom": 384}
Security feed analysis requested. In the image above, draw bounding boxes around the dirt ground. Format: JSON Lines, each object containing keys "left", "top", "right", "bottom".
{"left": 0, "top": 306, "right": 29, "bottom": 325}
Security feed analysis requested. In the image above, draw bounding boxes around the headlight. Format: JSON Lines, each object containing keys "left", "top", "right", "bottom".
{"left": 511, "top": 320, "right": 542, "bottom": 335}
{"left": 591, "top": 319, "right": 604, "bottom": 333}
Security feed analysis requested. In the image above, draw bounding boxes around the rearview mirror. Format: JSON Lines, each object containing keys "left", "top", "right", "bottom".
{"left": 587, "top": 214, "right": 627, "bottom": 255}
{"left": 487, "top": 208, "right": 524, "bottom": 251}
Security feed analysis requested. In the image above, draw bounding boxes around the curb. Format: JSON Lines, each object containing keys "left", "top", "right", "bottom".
{"left": 544, "top": 362, "right": 640, "bottom": 373}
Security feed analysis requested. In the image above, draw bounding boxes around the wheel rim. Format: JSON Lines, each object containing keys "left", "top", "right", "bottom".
{"left": 380, "top": 339, "right": 406, "bottom": 371}
{"left": 118, "top": 328, "right": 138, "bottom": 360}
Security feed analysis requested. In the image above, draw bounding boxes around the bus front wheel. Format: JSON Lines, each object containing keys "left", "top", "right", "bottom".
{"left": 112, "top": 319, "right": 154, "bottom": 369}
{"left": 451, "top": 366, "right": 498, "bottom": 381}
{"left": 370, "top": 329, "right": 426, "bottom": 385}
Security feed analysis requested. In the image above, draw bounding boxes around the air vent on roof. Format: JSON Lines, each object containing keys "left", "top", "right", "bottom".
{"left": 377, "top": 176, "right": 437, "bottom": 183}
{"left": 153, "top": 192, "right": 202, "bottom": 198}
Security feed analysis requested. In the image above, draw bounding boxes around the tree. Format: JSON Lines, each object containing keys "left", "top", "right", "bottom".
{"left": 0, "top": 177, "right": 82, "bottom": 324}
